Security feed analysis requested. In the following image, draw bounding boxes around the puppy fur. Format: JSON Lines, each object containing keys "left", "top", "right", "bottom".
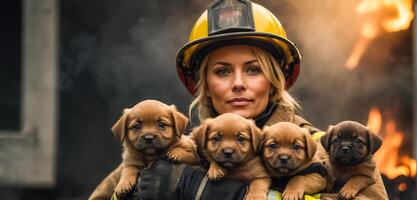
{"left": 320, "top": 120, "right": 382, "bottom": 200}
{"left": 89, "top": 100, "right": 197, "bottom": 199}
{"left": 262, "top": 122, "right": 327, "bottom": 200}
{"left": 192, "top": 113, "right": 270, "bottom": 200}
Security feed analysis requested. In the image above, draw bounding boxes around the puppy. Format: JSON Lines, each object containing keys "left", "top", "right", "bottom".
{"left": 320, "top": 120, "right": 382, "bottom": 200}
{"left": 89, "top": 100, "right": 197, "bottom": 199}
{"left": 192, "top": 113, "right": 270, "bottom": 200}
{"left": 262, "top": 122, "right": 327, "bottom": 200}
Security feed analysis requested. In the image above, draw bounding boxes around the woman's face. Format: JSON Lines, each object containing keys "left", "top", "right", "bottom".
{"left": 206, "top": 45, "right": 270, "bottom": 119}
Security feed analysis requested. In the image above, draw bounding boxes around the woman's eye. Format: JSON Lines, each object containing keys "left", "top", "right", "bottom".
{"left": 269, "top": 143, "right": 277, "bottom": 149}
{"left": 247, "top": 66, "right": 261, "bottom": 75}
{"left": 214, "top": 68, "right": 230, "bottom": 76}
{"left": 158, "top": 121, "right": 166, "bottom": 129}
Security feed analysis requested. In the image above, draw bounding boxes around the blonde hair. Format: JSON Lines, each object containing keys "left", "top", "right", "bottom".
{"left": 189, "top": 46, "right": 300, "bottom": 122}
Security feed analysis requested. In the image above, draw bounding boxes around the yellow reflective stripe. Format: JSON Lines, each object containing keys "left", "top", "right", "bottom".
{"left": 268, "top": 190, "right": 321, "bottom": 200}
{"left": 267, "top": 189, "right": 282, "bottom": 200}
{"left": 312, "top": 131, "right": 326, "bottom": 141}
{"left": 306, "top": 193, "right": 321, "bottom": 199}
{"left": 113, "top": 193, "right": 118, "bottom": 200}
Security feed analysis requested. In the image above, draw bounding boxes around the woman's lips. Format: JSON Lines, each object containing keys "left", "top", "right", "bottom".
{"left": 227, "top": 98, "right": 253, "bottom": 106}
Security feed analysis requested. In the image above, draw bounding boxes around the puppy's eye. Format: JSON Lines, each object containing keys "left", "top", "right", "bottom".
{"left": 236, "top": 135, "right": 245, "bottom": 143}
{"left": 212, "top": 135, "right": 222, "bottom": 142}
{"left": 158, "top": 121, "right": 167, "bottom": 129}
{"left": 133, "top": 123, "right": 141, "bottom": 130}
{"left": 269, "top": 143, "right": 277, "bottom": 149}
{"left": 354, "top": 138, "right": 363, "bottom": 144}
{"left": 292, "top": 144, "right": 301, "bottom": 150}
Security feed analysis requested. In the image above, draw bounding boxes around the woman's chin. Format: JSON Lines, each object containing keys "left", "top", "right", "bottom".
{"left": 224, "top": 110, "right": 256, "bottom": 119}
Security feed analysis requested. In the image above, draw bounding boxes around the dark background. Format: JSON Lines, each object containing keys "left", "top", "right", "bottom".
{"left": 0, "top": 0, "right": 413, "bottom": 199}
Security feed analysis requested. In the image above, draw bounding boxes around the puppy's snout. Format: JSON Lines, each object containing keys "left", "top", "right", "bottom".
{"left": 144, "top": 134, "right": 155, "bottom": 143}
{"left": 341, "top": 146, "right": 351, "bottom": 153}
{"left": 279, "top": 155, "right": 290, "bottom": 164}
{"left": 222, "top": 148, "right": 235, "bottom": 157}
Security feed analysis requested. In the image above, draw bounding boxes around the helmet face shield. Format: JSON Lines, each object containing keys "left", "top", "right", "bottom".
{"left": 208, "top": 0, "right": 255, "bottom": 35}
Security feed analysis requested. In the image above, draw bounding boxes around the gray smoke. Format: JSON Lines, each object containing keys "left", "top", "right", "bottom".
{"left": 263, "top": 0, "right": 412, "bottom": 130}
{"left": 60, "top": 0, "right": 412, "bottom": 128}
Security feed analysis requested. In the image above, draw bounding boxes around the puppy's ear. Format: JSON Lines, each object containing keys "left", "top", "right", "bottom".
{"left": 192, "top": 120, "right": 210, "bottom": 149}
{"left": 303, "top": 129, "right": 317, "bottom": 159}
{"left": 320, "top": 125, "right": 334, "bottom": 152}
{"left": 249, "top": 121, "right": 263, "bottom": 152}
{"left": 112, "top": 108, "right": 131, "bottom": 143}
{"left": 169, "top": 105, "right": 189, "bottom": 138}
{"left": 367, "top": 129, "right": 382, "bottom": 154}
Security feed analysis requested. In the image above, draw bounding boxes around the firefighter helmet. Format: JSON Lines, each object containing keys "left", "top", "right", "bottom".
{"left": 176, "top": 0, "right": 301, "bottom": 95}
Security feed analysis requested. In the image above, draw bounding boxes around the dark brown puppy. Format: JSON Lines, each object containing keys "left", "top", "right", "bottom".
{"left": 320, "top": 120, "right": 382, "bottom": 200}
{"left": 88, "top": 100, "right": 197, "bottom": 199}
{"left": 262, "top": 122, "right": 327, "bottom": 200}
{"left": 192, "top": 113, "right": 270, "bottom": 200}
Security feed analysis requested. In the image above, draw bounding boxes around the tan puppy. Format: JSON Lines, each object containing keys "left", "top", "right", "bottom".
{"left": 320, "top": 121, "right": 382, "bottom": 200}
{"left": 192, "top": 113, "right": 270, "bottom": 200}
{"left": 89, "top": 100, "right": 197, "bottom": 199}
{"left": 262, "top": 122, "right": 327, "bottom": 200}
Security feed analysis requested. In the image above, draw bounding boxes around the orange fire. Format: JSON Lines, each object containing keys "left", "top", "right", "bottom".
{"left": 366, "top": 107, "right": 416, "bottom": 179}
{"left": 345, "top": 0, "right": 414, "bottom": 70}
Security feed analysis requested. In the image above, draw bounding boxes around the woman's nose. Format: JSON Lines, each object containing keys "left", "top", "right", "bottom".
{"left": 231, "top": 72, "right": 246, "bottom": 92}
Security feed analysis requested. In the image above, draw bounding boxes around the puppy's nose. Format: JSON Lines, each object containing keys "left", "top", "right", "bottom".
{"left": 279, "top": 155, "right": 290, "bottom": 164}
{"left": 222, "top": 148, "right": 235, "bottom": 157}
{"left": 144, "top": 134, "right": 155, "bottom": 143}
{"left": 341, "top": 146, "right": 351, "bottom": 153}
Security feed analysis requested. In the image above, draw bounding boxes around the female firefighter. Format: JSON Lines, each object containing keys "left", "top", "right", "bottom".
{"left": 90, "top": 0, "right": 389, "bottom": 199}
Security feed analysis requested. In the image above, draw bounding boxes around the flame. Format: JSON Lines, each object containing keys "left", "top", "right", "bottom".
{"left": 345, "top": 0, "right": 414, "bottom": 70}
{"left": 366, "top": 107, "right": 416, "bottom": 179}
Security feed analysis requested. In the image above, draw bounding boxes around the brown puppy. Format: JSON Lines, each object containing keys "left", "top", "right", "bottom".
{"left": 192, "top": 113, "right": 270, "bottom": 200}
{"left": 320, "top": 120, "right": 382, "bottom": 200}
{"left": 262, "top": 122, "right": 327, "bottom": 200}
{"left": 89, "top": 100, "right": 197, "bottom": 199}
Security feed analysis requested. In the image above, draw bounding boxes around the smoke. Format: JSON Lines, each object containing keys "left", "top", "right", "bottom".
{"left": 60, "top": 0, "right": 212, "bottom": 114}
{"left": 60, "top": 0, "right": 412, "bottom": 128}
{"left": 260, "top": 0, "right": 413, "bottom": 130}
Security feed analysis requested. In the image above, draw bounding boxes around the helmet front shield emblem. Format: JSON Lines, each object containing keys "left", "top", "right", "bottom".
{"left": 208, "top": 0, "right": 255, "bottom": 35}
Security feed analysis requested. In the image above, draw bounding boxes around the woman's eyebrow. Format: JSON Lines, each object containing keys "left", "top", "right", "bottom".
{"left": 211, "top": 61, "right": 231, "bottom": 66}
{"left": 244, "top": 60, "right": 259, "bottom": 65}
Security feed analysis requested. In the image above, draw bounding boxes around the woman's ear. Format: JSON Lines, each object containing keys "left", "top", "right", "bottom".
{"left": 169, "top": 105, "right": 189, "bottom": 138}
{"left": 111, "top": 108, "right": 131, "bottom": 143}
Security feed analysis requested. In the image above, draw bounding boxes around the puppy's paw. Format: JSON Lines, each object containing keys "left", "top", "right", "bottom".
{"left": 244, "top": 191, "right": 267, "bottom": 200}
{"left": 320, "top": 193, "right": 338, "bottom": 200}
{"left": 282, "top": 188, "right": 304, "bottom": 200}
{"left": 207, "top": 164, "right": 226, "bottom": 180}
{"left": 114, "top": 176, "right": 136, "bottom": 197}
{"left": 338, "top": 188, "right": 357, "bottom": 200}
{"left": 166, "top": 148, "right": 185, "bottom": 163}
